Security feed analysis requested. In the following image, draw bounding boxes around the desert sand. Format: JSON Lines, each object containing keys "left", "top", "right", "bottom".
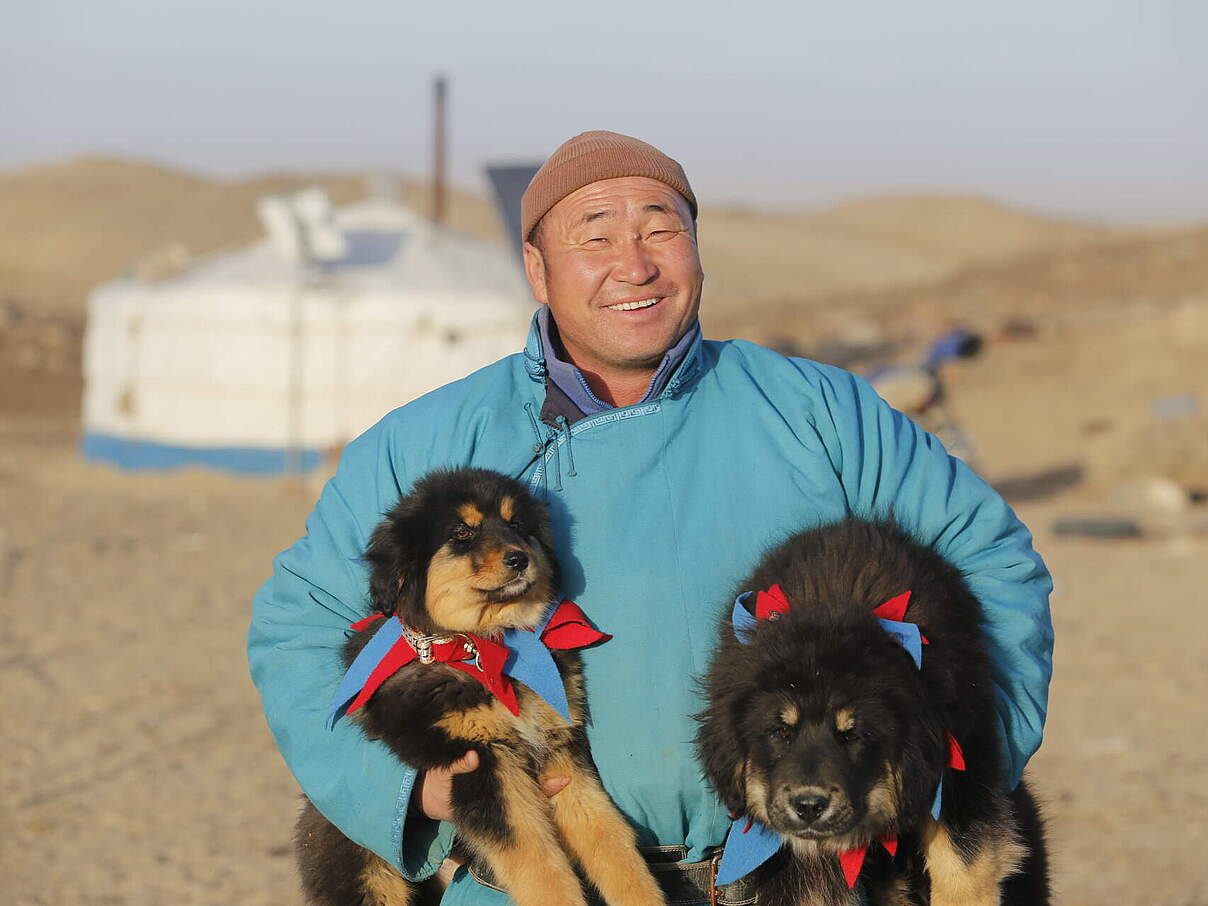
{"left": 1, "top": 158, "right": 1206, "bottom": 905}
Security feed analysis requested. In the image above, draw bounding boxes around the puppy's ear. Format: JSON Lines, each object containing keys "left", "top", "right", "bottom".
{"left": 695, "top": 690, "right": 755, "bottom": 814}
{"left": 364, "top": 518, "right": 414, "bottom": 617}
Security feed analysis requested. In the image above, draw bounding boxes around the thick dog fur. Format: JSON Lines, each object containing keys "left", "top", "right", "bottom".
{"left": 695, "top": 519, "right": 1050, "bottom": 906}
{"left": 295, "top": 468, "right": 666, "bottom": 906}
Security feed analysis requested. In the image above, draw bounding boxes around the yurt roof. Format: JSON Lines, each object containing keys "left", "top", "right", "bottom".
{"left": 127, "top": 197, "right": 530, "bottom": 306}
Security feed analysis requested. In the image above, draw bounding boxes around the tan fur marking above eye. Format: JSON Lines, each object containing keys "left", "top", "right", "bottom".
{"left": 500, "top": 495, "right": 515, "bottom": 522}
{"left": 457, "top": 503, "right": 483, "bottom": 527}
{"left": 779, "top": 703, "right": 800, "bottom": 727}
{"left": 924, "top": 820, "right": 1026, "bottom": 906}
{"left": 835, "top": 708, "right": 856, "bottom": 733}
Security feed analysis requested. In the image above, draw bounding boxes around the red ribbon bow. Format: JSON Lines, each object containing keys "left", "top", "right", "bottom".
{"left": 871, "top": 590, "right": 930, "bottom": 645}
{"left": 343, "top": 600, "right": 606, "bottom": 718}
{"left": 838, "top": 836, "right": 898, "bottom": 888}
{"left": 539, "top": 599, "right": 612, "bottom": 649}
{"left": 947, "top": 732, "right": 966, "bottom": 771}
{"left": 754, "top": 583, "right": 792, "bottom": 619}
{"left": 754, "top": 585, "right": 928, "bottom": 645}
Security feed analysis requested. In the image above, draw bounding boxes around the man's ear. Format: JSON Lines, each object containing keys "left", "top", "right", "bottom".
{"left": 522, "top": 241, "right": 548, "bottom": 305}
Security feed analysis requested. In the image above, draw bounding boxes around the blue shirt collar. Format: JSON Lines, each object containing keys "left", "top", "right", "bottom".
{"left": 533, "top": 305, "right": 702, "bottom": 416}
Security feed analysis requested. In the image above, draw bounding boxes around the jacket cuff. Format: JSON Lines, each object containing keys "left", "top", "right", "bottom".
{"left": 395, "top": 769, "right": 456, "bottom": 881}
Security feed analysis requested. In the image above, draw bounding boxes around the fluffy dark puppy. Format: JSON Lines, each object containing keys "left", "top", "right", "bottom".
{"left": 695, "top": 518, "right": 1049, "bottom": 906}
{"left": 296, "top": 468, "right": 665, "bottom": 906}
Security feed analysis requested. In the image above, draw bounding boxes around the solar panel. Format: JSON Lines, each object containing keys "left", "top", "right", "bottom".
{"left": 485, "top": 164, "right": 541, "bottom": 267}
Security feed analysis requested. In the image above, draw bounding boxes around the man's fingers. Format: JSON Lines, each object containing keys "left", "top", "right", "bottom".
{"left": 542, "top": 775, "right": 571, "bottom": 797}
{"left": 448, "top": 750, "right": 480, "bottom": 775}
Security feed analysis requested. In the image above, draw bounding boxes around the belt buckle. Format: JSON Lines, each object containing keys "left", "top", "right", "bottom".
{"left": 707, "top": 847, "right": 723, "bottom": 906}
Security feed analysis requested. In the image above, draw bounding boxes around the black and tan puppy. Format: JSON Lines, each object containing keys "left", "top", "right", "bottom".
{"left": 695, "top": 519, "right": 1049, "bottom": 906}
{"left": 296, "top": 468, "right": 666, "bottom": 906}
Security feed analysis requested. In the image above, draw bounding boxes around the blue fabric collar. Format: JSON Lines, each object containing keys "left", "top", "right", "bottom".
{"left": 502, "top": 604, "right": 574, "bottom": 722}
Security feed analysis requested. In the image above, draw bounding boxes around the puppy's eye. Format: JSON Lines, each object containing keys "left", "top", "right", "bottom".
{"left": 770, "top": 725, "right": 793, "bottom": 744}
{"left": 836, "top": 727, "right": 858, "bottom": 745}
{"left": 508, "top": 518, "right": 524, "bottom": 533}
{"left": 451, "top": 523, "right": 474, "bottom": 541}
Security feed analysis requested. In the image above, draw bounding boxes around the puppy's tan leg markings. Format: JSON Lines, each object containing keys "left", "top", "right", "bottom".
{"left": 360, "top": 851, "right": 416, "bottom": 906}
{"left": 435, "top": 701, "right": 513, "bottom": 743}
{"left": 463, "top": 749, "right": 590, "bottom": 906}
{"left": 924, "top": 820, "right": 1025, "bottom": 906}
{"left": 544, "top": 750, "right": 668, "bottom": 906}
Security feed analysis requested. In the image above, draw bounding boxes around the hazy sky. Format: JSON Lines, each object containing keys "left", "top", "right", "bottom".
{"left": 4, "top": 0, "right": 1206, "bottom": 222}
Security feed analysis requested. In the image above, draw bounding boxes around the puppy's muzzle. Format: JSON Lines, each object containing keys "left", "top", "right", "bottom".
{"left": 502, "top": 549, "right": 529, "bottom": 572}
{"left": 791, "top": 789, "right": 833, "bottom": 823}
{"left": 773, "top": 784, "right": 853, "bottom": 835}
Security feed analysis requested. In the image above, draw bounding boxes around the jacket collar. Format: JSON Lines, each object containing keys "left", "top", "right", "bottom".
{"left": 522, "top": 307, "right": 704, "bottom": 403}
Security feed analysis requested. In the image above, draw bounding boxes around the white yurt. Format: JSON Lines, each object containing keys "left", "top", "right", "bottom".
{"left": 81, "top": 190, "right": 534, "bottom": 473}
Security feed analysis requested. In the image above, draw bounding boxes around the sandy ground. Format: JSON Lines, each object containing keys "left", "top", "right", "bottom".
{"left": 2, "top": 295, "right": 1206, "bottom": 906}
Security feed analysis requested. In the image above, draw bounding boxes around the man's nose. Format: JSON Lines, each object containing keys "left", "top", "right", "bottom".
{"left": 611, "top": 237, "right": 659, "bottom": 284}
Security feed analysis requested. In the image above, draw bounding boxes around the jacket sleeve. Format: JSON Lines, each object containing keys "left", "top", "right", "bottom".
{"left": 246, "top": 419, "right": 456, "bottom": 878}
{"left": 805, "top": 362, "right": 1054, "bottom": 788}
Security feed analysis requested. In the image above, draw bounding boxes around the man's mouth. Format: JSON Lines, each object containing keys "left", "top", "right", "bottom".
{"left": 605, "top": 297, "right": 662, "bottom": 312}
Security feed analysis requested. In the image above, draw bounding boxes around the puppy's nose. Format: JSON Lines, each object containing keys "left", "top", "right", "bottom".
{"left": 502, "top": 549, "right": 529, "bottom": 571}
{"left": 790, "top": 791, "right": 831, "bottom": 823}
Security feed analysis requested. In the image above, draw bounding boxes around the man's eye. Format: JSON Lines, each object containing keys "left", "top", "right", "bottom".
{"left": 452, "top": 524, "right": 474, "bottom": 541}
{"left": 647, "top": 229, "right": 675, "bottom": 241}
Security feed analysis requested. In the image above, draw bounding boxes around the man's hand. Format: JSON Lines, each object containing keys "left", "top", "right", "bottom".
{"left": 418, "top": 750, "right": 570, "bottom": 821}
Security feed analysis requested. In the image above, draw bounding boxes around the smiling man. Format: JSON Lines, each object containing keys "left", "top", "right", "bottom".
{"left": 249, "top": 131, "right": 1054, "bottom": 906}
{"left": 522, "top": 143, "right": 704, "bottom": 408}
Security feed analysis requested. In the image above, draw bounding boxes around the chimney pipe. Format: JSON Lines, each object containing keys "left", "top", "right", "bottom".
{"left": 432, "top": 75, "right": 448, "bottom": 226}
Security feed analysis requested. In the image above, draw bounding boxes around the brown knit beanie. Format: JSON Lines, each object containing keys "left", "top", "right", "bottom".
{"left": 521, "top": 131, "right": 697, "bottom": 242}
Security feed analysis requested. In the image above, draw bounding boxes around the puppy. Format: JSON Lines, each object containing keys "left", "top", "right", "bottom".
{"left": 296, "top": 467, "right": 666, "bottom": 906}
{"left": 695, "top": 518, "right": 1049, "bottom": 906}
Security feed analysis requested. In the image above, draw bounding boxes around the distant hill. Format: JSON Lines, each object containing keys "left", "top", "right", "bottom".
{"left": 0, "top": 156, "right": 499, "bottom": 317}
{"left": 697, "top": 194, "right": 1118, "bottom": 324}
{"left": 0, "top": 154, "right": 1164, "bottom": 325}
{"left": 708, "top": 219, "right": 1208, "bottom": 354}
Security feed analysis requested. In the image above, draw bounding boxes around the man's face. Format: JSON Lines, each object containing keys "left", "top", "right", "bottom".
{"left": 523, "top": 176, "right": 703, "bottom": 379}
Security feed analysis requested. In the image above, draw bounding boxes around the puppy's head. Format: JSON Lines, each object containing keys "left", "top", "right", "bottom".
{"left": 364, "top": 468, "right": 558, "bottom": 638}
{"left": 697, "top": 610, "right": 945, "bottom": 853}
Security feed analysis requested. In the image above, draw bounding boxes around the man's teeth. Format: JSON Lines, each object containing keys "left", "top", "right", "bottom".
{"left": 608, "top": 298, "right": 660, "bottom": 311}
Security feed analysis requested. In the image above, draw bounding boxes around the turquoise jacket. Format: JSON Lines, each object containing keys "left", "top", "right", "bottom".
{"left": 248, "top": 317, "right": 1053, "bottom": 905}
